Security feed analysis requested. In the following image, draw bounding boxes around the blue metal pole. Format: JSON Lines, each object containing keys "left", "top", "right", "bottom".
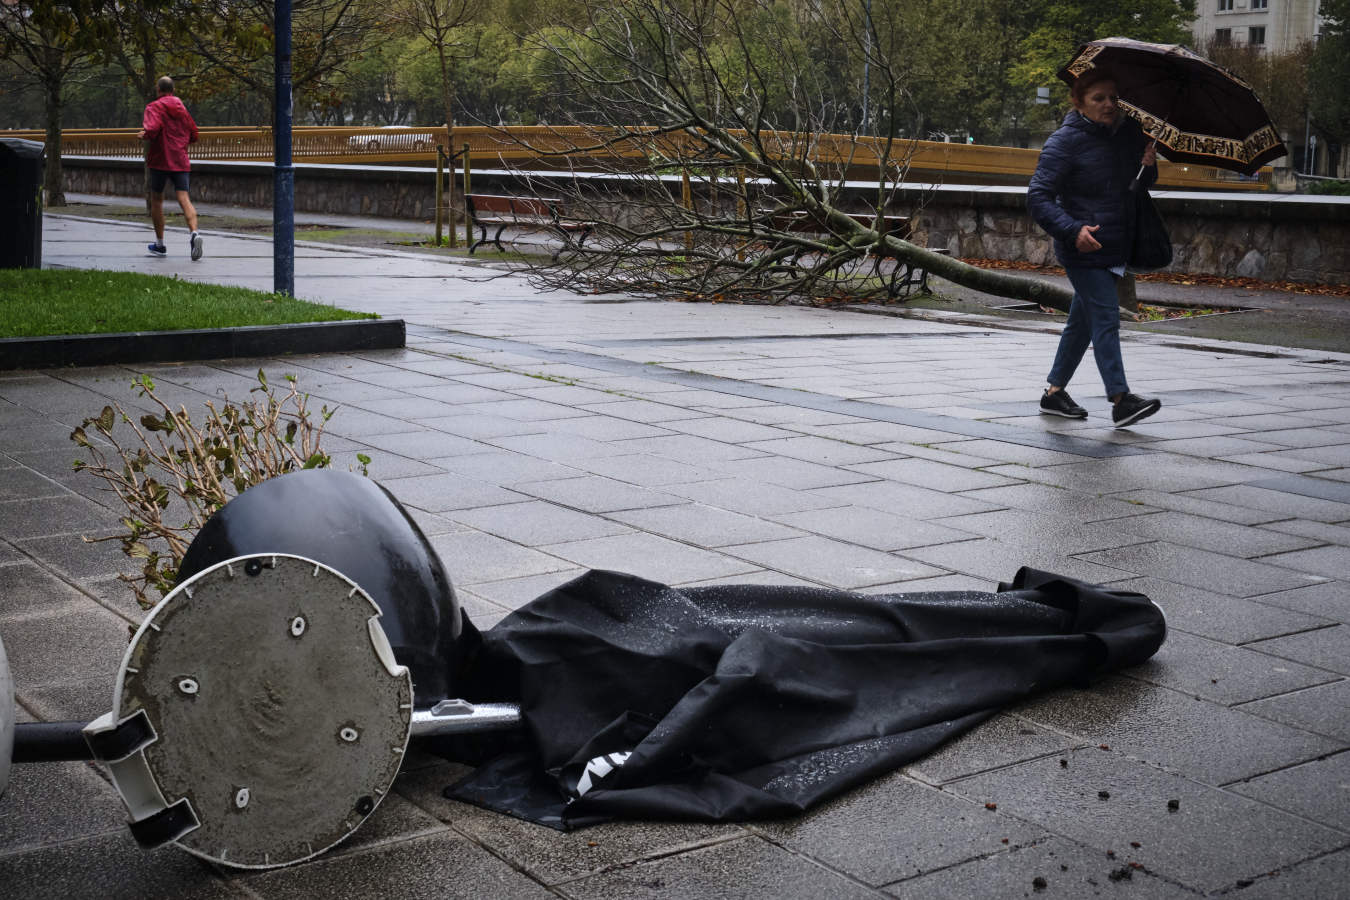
{"left": 274, "top": 0, "right": 295, "bottom": 296}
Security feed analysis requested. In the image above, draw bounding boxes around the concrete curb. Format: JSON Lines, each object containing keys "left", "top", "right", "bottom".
{"left": 0, "top": 318, "right": 406, "bottom": 371}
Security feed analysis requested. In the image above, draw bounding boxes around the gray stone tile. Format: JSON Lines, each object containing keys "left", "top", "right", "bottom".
{"left": 1250, "top": 581, "right": 1350, "bottom": 623}
{"left": 1262, "top": 544, "right": 1350, "bottom": 580}
{"left": 323, "top": 791, "right": 450, "bottom": 859}
{"left": 616, "top": 433, "right": 769, "bottom": 462}
{"left": 414, "top": 412, "right": 545, "bottom": 440}
{"left": 1228, "top": 751, "right": 1350, "bottom": 832}
{"left": 1015, "top": 677, "right": 1341, "bottom": 784}
{"left": 579, "top": 399, "right": 707, "bottom": 424}
{"left": 239, "top": 831, "right": 556, "bottom": 899}
{"left": 742, "top": 435, "right": 897, "bottom": 466}
{"left": 0, "top": 560, "right": 110, "bottom": 619}
{"left": 513, "top": 475, "right": 683, "bottom": 514}
{"left": 937, "top": 509, "right": 1153, "bottom": 555}
{"left": 450, "top": 501, "right": 632, "bottom": 546}
{"left": 678, "top": 569, "right": 824, "bottom": 589}
{"left": 0, "top": 493, "right": 123, "bottom": 541}
{"left": 985, "top": 454, "right": 1260, "bottom": 495}
{"left": 1237, "top": 679, "right": 1350, "bottom": 742}
{"left": 433, "top": 449, "right": 581, "bottom": 485}
{"left": 1141, "top": 434, "right": 1288, "bottom": 458}
{"left": 357, "top": 430, "right": 490, "bottom": 460}
{"left": 427, "top": 530, "right": 574, "bottom": 585}
{"left": 945, "top": 747, "right": 1346, "bottom": 895}
{"left": 772, "top": 505, "right": 981, "bottom": 552}
{"left": 1112, "top": 576, "right": 1334, "bottom": 643}
{"left": 858, "top": 572, "right": 995, "bottom": 593}
{"left": 1229, "top": 847, "right": 1350, "bottom": 900}
{"left": 489, "top": 431, "right": 635, "bottom": 462}
{"left": 1130, "top": 630, "right": 1338, "bottom": 705}
{"left": 540, "top": 533, "right": 759, "bottom": 585}
{"left": 1116, "top": 510, "right": 1321, "bottom": 558}
{"left": 1261, "top": 517, "right": 1350, "bottom": 548}
{"left": 664, "top": 416, "right": 798, "bottom": 442}
{"left": 0, "top": 759, "right": 126, "bottom": 853}
{"left": 847, "top": 457, "right": 1022, "bottom": 491}
{"left": 0, "top": 831, "right": 240, "bottom": 900}
{"left": 1185, "top": 484, "right": 1350, "bottom": 524}
{"left": 903, "top": 714, "right": 1076, "bottom": 786}
{"left": 2, "top": 601, "right": 130, "bottom": 694}
{"left": 752, "top": 772, "right": 1046, "bottom": 885}
{"left": 723, "top": 536, "right": 945, "bottom": 588}
{"left": 714, "top": 455, "right": 875, "bottom": 490}
{"left": 543, "top": 415, "right": 676, "bottom": 443}
{"left": 0, "top": 464, "right": 67, "bottom": 502}
{"left": 570, "top": 453, "right": 724, "bottom": 486}
{"left": 607, "top": 504, "right": 802, "bottom": 547}
{"left": 1239, "top": 428, "right": 1350, "bottom": 449}
{"left": 563, "top": 835, "right": 878, "bottom": 899}
{"left": 330, "top": 449, "right": 445, "bottom": 479}
{"left": 394, "top": 763, "right": 741, "bottom": 885}
{"left": 456, "top": 569, "right": 589, "bottom": 611}
{"left": 900, "top": 538, "right": 1132, "bottom": 586}
{"left": 1105, "top": 487, "right": 1282, "bottom": 525}
{"left": 812, "top": 479, "right": 1001, "bottom": 518}
{"left": 884, "top": 835, "right": 1187, "bottom": 900}
{"left": 965, "top": 483, "right": 1159, "bottom": 523}
{"left": 382, "top": 472, "right": 532, "bottom": 513}
{"left": 1246, "top": 625, "right": 1350, "bottom": 676}
{"left": 663, "top": 478, "right": 844, "bottom": 517}
{"left": 321, "top": 408, "right": 426, "bottom": 439}
{"left": 1078, "top": 542, "right": 1325, "bottom": 598}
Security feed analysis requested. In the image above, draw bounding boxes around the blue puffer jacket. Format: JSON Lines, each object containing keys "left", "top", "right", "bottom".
{"left": 1028, "top": 111, "right": 1156, "bottom": 269}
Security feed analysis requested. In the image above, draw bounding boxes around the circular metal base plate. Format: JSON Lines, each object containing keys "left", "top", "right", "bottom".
{"left": 114, "top": 554, "right": 413, "bottom": 868}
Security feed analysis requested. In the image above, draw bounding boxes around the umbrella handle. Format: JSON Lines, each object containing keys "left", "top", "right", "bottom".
{"left": 1130, "top": 140, "right": 1158, "bottom": 192}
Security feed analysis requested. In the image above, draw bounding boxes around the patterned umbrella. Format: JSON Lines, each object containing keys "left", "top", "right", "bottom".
{"left": 1057, "top": 37, "right": 1287, "bottom": 176}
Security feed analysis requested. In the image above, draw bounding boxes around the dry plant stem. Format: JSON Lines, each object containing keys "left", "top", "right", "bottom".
{"left": 71, "top": 371, "right": 348, "bottom": 609}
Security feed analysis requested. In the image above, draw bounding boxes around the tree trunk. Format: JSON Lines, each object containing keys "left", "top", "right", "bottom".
{"left": 42, "top": 60, "right": 65, "bottom": 207}
{"left": 1115, "top": 273, "right": 1139, "bottom": 313}
{"left": 879, "top": 236, "right": 1074, "bottom": 312}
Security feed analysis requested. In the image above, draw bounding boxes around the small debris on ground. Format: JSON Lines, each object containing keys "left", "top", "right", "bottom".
{"left": 1098, "top": 790, "right": 1111, "bottom": 800}
{"left": 1109, "top": 866, "right": 1134, "bottom": 881}
{"left": 1032, "top": 875, "right": 1048, "bottom": 891}
{"left": 1167, "top": 799, "right": 1180, "bottom": 812}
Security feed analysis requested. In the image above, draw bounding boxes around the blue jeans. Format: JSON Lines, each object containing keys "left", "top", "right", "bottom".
{"left": 1046, "top": 267, "right": 1128, "bottom": 399}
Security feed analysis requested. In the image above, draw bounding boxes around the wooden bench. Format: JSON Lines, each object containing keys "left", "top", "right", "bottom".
{"left": 757, "top": 210, "right": 945, "bottom": 295}
{"left": 464, "top": 194, "right": 597, "bottom": 260}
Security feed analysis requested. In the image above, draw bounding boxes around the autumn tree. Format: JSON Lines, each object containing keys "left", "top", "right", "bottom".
{"left": 506, "top": 0, "right": 1077, "bottom": 310}
{"left": 1309, "top": 0, "right": 1350, "bottom": 168}
{"left": 0, "top": 1, "right": 97, "bottom": 205}
{"left": 392, "top": 0, "right": 487, "bottom": 136}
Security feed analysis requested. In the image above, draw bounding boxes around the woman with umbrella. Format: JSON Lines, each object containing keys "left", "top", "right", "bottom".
{"left": 1028, "top": 69, "right": 1164, "bottom": 429}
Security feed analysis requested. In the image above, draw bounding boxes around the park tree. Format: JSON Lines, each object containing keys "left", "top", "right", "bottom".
{"left": 1309, "top": 0, "right": 1350, "bottom": 167}
{"left": 0, "top": 1, "right": 98, "bottom": 205}
{"left": 174, "top": 0, "right": 384, "bottom": 124}
{"left": 391, "top": 0, "right": 488, "bottom": 139}
{"left": 503, "top": 0, "right": 1077, "bottom": 310}
{"left": 1203, "top": 37, "right": 1314, "bottom": 151}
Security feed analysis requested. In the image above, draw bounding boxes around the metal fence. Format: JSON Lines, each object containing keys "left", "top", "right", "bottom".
{"left": 0, "top": 125, "right": 1270, "bottom": 190}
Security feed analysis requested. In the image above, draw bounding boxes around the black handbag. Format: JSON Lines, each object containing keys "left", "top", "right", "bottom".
{"left": 1129, "top": 188, "right": 1173, "bottom": 272}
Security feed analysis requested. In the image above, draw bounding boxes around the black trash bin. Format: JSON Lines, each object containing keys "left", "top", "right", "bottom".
{"left": 0, "top": 138, "right": 45, "bottom": 269}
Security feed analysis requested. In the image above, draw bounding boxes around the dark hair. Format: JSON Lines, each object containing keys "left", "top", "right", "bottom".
{"left": 157, "top": 76, "right": 175, "bottom": 95}
{"left": 1070, "top": 69, "right": 1116, "bottom": 104}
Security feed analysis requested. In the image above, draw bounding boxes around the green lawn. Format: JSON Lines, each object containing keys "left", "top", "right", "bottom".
{"left": 0, "top": 269, "right": 377, "bottom": 338}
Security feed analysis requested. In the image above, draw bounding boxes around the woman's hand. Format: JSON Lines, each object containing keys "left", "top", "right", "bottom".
{"left": 1142, "top": 140, "right": 1157, "bottom": 167}
{"left": 1075, "top": 224, "right": 1102, "bottom": 253}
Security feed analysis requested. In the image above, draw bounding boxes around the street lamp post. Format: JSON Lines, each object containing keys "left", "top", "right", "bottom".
{"left": 274, "top": 0, "right": 295, "bottom": 296}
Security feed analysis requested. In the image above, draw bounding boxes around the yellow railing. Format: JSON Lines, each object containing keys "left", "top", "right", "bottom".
{"left": 1, "top": 125, "right": 1270, "bottom": 190}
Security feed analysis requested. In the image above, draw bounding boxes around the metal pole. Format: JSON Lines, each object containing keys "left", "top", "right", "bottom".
{"left": 462, "top": 143, "right": 472, "bottom": 248}
{"left": 273, "top": 0, "right": 295, "bottom": 296}
{"left": 435, "top": 146, "right": 444, "bottom": 246}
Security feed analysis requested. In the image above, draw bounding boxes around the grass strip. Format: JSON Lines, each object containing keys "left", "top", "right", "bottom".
{"left": 0, "top": 269, "right": 376, "bottom": 338}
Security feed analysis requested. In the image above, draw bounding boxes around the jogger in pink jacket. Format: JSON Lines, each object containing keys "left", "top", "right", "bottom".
{"left": 139, "top": 76, "right": 203, "bottom": 260}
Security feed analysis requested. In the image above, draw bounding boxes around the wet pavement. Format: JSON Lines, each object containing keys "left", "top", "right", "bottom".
{"left": 2, "top": 212, "right": 1348, "bottom": 898}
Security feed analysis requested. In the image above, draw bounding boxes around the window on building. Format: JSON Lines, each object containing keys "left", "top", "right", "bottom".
{"left": 1250, "top": 25, "right": 1267, "bottom": 45}
{"left": 1252, "top": 0, "right": 1268, "bottom": 8}
{"left": 1217, "top": 0, "right": 1233, "bottom": 10}
{"left": 1215, "top": 27, "right": 1232, "bottom": 44}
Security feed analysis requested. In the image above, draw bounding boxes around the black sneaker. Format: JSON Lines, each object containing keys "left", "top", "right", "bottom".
{"left": 1040, "top": 389, "right": 1087, "bottom": 419}
{"left": 190, "top": 232, "right": 203, "bottom": 261}
{"left": 1112, "top": 393, "right": 1162, "bottom": 428}
{"left": 147, "top": 242, "right": 167, "bottom": 257}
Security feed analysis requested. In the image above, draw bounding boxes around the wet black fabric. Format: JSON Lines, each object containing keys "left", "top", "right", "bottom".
{"left": 443, "top": 567, "right": 1165, "bottom": 830}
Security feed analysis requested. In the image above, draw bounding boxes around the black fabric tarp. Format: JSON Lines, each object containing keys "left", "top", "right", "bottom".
{"left": 441, "top": 567, "right": 1166, "bottom": 830}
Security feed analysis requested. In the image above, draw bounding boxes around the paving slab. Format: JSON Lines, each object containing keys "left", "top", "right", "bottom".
{"left": 946, "top": 747, "right": 1347, "bottom": 895}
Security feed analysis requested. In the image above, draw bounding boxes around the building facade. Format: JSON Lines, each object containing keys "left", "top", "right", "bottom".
{"left": 1191, "top": 0, "right": 1325, "bottom": 54}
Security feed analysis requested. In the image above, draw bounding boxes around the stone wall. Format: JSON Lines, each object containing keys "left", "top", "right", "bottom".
{"left": 62, "top": 157, "right": 1350, "bottom": 285}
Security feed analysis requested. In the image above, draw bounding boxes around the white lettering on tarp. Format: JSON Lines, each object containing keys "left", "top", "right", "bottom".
{"left": 575, "top": 751, "right": 633, "bottom": 797}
